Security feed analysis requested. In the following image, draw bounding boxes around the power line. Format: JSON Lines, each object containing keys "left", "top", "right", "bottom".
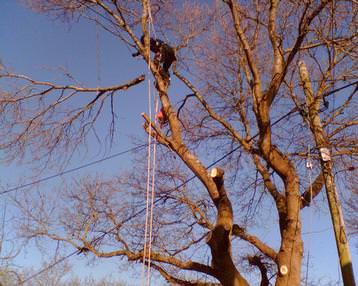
{"left": 0, "top": 143, "right": 148, "bottom": 196}
{"left": 0, "top": 102, "right": 301, "bottom": 198}
{"left": 18, "top": 250, "right": 79, "bottom": 285}
{"left": 122, "top": 106, "right": 300, "bottom": 223}
{"left": 11, "top": 64, "right": 355, "bottom": 286}
{"left": 322, "top": 80, "right": 358, "bottom": 98}
{"left": 15, "top": 107, "right": 299, "bottom": 285}
{"left": 168, "top": 106, "right": 298, "bottom": 189}
{"left": 0, "top": 104, "right": 300, "bottom": 202}
{"left": 7, "top": 80, "right": 352, "bottom": 283}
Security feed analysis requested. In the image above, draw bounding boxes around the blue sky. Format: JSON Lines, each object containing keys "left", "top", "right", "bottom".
{"left": 0, "top": 0, "right": 152, "bottom": 284}
{"left": 0, "top": 0, "right": 357, "bottom": 285}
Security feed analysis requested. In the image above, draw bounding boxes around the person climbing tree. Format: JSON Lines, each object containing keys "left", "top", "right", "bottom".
{"left": 155, "top": 107, "right": 168, "bottom": 128}
{"left": 133, "top": 35, "right": 176, "bottom": 81}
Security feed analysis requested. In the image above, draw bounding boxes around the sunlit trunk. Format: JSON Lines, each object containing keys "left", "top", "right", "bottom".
{"left": 275, "top": 182, "right": 303, "bottom": 286}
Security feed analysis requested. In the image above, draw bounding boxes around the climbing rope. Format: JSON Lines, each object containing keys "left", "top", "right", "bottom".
{"left": 148, "top": 3, "right": 157, "bottom": 39}
{"left": 141, "top": 78, "right": 153, "bottom": 286}
{"left": 141, "top": 2, "right": 158, "bottom": 286}
{"left": 146, "top": 95, "right": 159, "bottom": 286}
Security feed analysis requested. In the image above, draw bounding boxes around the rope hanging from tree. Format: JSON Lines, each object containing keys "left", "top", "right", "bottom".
{"left": 141, "top": 3, "right": 158, "bottom": 286}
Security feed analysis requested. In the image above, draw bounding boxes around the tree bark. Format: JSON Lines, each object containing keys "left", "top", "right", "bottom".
{"left": 207, "top": 167, "right": 250, "bottom": 286}
{"left": 274, "top": 180, "right": 303, "bottom": 286}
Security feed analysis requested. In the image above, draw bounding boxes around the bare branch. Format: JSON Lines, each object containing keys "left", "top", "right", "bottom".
{"left": 232, "top": 225, "right": 277, "bottom": 261}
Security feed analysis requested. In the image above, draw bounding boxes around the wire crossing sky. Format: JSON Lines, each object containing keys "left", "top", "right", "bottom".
{"left": 0, "top": 1, "right": 357, "bottom": 285}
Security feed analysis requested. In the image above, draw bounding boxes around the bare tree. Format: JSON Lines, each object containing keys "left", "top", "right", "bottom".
{"left": 1, "top": 1, "right": 357, "bottom": 286}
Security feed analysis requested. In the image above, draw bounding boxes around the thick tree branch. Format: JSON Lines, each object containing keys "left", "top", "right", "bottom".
{"left": 0, "top": 73, "right": 145, "bottom": 101}
{"left": 265, "top": 1, "right": 331, "bottom": 105}
{"left": 232, "top": 225, "right": 277, "bottom": 261}
{"left": 224, "top": 0, "right": 262, "bottom": 106}
{"left": 268, "top": 0, "right": 283, "bottom": 83}
{"left": 285, "top": 0, "right": 331, "bottom": 69}
{"left": 150, "top": 263, "right": 220, "bottom": 286}
{"left": 301, "top": 172, "right": 325, "bottom": 208}
{"left": 206, "top": 167, "right": 250, "bottom": 286}
{"left": 141, "top": 112, "right": 172, "bottom": 146}
{"left": 252, "top": 154, "right": 285, "bottom": 211}
{"left": 174, "top": 70, "right": 252, "bottom": 151}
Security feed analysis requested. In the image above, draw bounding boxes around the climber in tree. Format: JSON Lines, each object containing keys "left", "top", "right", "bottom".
{"left": 132, "top": 35, "right": 176, "bottom": 81}
{"left": 155, "top": 107, "right": 168, "bottom": 128}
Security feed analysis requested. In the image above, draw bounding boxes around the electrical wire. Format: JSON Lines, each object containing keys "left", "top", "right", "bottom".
{"left": 127, "top": 105, "right": 300, "bottom": 222}
{"left": 0, "top": 143, "right": 148, "bottom": 196}
{"left": 18, "top": 250, "right": 79, "bottom": 285}
{"left": 14, "top": 107, "right": 300, "bottom": 285}
{"left": 322, "top": 80, "right": 358, "bottom": 98}
{"left": 0, "top": 105, "right": 300, "bottom": 199}
{"left": 5, "top": 73, "right": 324, "bottom": 286}
{"left": 12, "top": 3, "right": 356, "bottom": 285}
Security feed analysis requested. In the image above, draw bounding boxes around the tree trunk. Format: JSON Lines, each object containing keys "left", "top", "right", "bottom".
{"left": 207, "top": 224, "right": 249, "bottom": 286}
{"left": 275, "top": 179, "right": 303, "bottom": 286}
{"left": 208, "top": 168, "right": 250, "bottom": 286}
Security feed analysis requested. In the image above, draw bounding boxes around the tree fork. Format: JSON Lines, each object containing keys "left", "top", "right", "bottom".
{"left": 207, "top": 167, "right": 250, "bottom": 286}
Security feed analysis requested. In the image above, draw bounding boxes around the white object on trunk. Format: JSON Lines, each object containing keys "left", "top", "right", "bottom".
{"left": 320, "top": 147, "right": 331, "bottom": 162}
{"left": 280, "top": 265, "right": 289, "bottom": 276}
